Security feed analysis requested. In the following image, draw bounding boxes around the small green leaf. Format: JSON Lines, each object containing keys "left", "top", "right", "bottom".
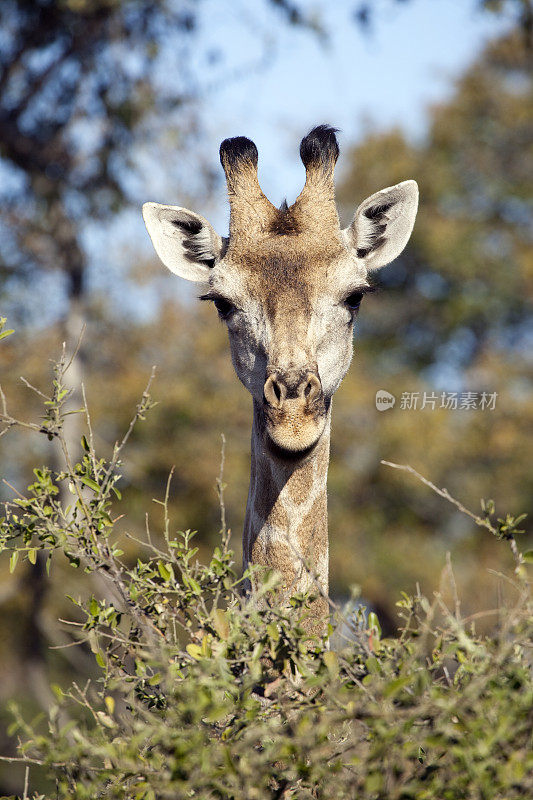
{"left": 80, "top": 476, "right": 100, "bottom": 492}
{"left": 267, "top": 622, "right": 280, "bottom": 642}
{"left": 383, "top": 675, "right": 411, "bottom": 698}
{"left": 367, "top": 611, "right": 382, "bottom": 638}
{"left": 65, "top": 552, "right": 80, "bottom": 568}
{"left": 9, "top": 551, "right": 19, "bottom": 573}
{"left": 186, "top": 643, "right": 202, "bottom": 660}
{"left": 158, "top": 561, "right": 172, "bottom": 582}
{"left": 51, "top": 684, "right": 64, "bottom": 701}
{"left": 95, "top": 652, "right": 106, "bottom": 669}
{"left": 200, "top": 634, "right": 212, "bottom": 658}
{"left": 365, "top": 656, "right": 380, "bottom": 674}
{"left": 0, "top": 328, "right": 15, "bottom": 341}
{"left": 523, "top": 550, "right": 533, "bottom": 564}
{"left": 27, "top": 548, "right": 37, "bottom": 565}
{"left": 323, "top": 650, "right": 339, "bottom": 678}
{"left": 212, "top": 608, "right": 230, "bottom": 639}
{"left": 96, "top": 711, "right": 115, "bottom": 728}
{"left": 184, "top": 574, "right": 201, "bottom": 594}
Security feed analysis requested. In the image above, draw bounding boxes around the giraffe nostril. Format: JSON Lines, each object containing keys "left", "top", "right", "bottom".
{"left": 264, "top": 374, "right": 286, "bottom": 408}
{"left": 303, "top": 373, "right": 321, "bottom": 404}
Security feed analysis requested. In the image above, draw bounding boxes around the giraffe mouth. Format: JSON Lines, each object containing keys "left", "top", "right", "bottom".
{"left": 265, "top": 434, "right": 321, "bottom": 462}
{"left": 261, "top": 391, "right": 330, "bottom": 460}
{"left": 264, "top": 411, "right": 327, "bottom": 460}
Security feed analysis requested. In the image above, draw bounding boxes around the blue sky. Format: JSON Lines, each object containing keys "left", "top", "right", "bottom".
{"left": 91, "top": 0, "right": 509, "bottom": 317}
{"left": 196, "top": 0, "right": 507, "bottom": 227}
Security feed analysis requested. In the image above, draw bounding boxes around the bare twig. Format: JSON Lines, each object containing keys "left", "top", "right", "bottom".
{"left": 381, "top": 460, "right": 495, "bottom": 533}
{"left": 381, "top": 460, "right": 527, "bottom": 579}
{"left": 124, "top": 530, "right": 167, "bottom": 559}
{"left": 0, "top": 754, "right": 107, "bottom": 773}
{"left": 0, "top": 755, "right": 64, "bottom": 767}
{"left": 82, "top": 382, "right": 98, "bottom": 475}
{"left": 103, "top": 366, "right": 157, "bottom": 488}
{"left": 446, "top": 552, "right": 461, "bottom": 621}
{"left": 162, "top": 467, "right": 175, "bottom": 549}
{"left": 0, "top": 410, "right": 56, "bottom": 439}
{"left": 19, "top": 376, "right": 50, "bottom": 400}
{"left": 2, "top": 478, "right": 26, "bottom": 499}
{"left": 23, "top": 765, "right": 29, "bottom": 800}
{"left": 63, "top": 324, "right": 86, "bottom": 374}
{"left": 216, "top": 433, "right": 228, "bottom": 542}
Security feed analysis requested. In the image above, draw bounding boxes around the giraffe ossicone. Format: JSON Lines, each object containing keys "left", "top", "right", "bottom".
{"left": 143, "top": 125, "right": 418, "bottom": 633}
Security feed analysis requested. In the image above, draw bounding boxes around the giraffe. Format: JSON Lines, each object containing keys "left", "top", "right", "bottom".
{"left": 142, "top": 126, "right": 418, "bottom": 633}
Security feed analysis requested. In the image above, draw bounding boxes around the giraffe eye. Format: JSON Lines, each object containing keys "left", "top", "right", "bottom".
{"left": 213, "top": 296, "right": 235, "bottom": 319}
{"left": 345, "top": 291, "right": 364, "bottom": 311}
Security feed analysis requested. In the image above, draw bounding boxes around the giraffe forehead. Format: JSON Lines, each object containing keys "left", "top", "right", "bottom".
{"left": 225, "top": 236, "right": 346, "bottom": 313}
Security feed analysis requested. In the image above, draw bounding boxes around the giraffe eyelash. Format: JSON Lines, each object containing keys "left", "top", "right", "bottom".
{"left": 346, "top": 284, "right": 379, "bottom": 297}
{"left": 199, "top": 292, "right": 237, "bottom": 319}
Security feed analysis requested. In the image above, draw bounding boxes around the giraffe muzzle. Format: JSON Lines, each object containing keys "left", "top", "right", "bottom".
{"left": 263, "top": 369, "right": 327, "bottom": 454}
{"left": 263, "top": 370, "right": 322, "bottom": 409}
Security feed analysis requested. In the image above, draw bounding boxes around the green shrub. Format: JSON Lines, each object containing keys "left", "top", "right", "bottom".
{"left": 1, "top": 346, "right": 531, "bottom": 799}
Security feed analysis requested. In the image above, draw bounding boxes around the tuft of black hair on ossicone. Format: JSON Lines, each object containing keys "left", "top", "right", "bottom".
{"left": 299, "top": 124, "right": 340, "bottom": 172}
{"left": 219, "top": 136, "right": 258, "bottom": 171}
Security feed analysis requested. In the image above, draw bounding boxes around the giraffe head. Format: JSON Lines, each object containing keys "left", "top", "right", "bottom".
{"left": 143, "top": 126, "right": 418, "bottom": 458}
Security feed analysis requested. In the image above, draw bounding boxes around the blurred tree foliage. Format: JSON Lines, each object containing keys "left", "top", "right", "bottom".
{"left": 338, "top": 28, "right": 532, "bottom": 372}
{"left": 0, "top": 0, "right": 323, "bottom": 320}
{"left": 1, "top": 23, "right": 531, "bottom": 626}
{"left": 1, "top": 0, "right": 185, "bottom": 309}
{"left": 331, "top": 25, "right": 532, "bottom": 607}
{"left": 0, "top": 0, "right": 328, "bottom": 511}
{"left": 1, "top": 14, "right": 532, "bottom": 795}
{"left": 0, "top": 4, "right": 322, "bottom": 791}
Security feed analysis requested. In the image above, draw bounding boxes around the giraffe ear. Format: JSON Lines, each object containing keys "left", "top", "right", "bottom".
{"left": 342, "top": 180, "right": 418, "bottom": 270}
{"left": 142, "top": 202, "right": 225, "bottom": 282}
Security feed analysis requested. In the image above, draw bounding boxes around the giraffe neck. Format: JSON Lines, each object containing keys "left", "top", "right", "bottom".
{"left": 243, "top": 400, "right": 331, "bottom": 628}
